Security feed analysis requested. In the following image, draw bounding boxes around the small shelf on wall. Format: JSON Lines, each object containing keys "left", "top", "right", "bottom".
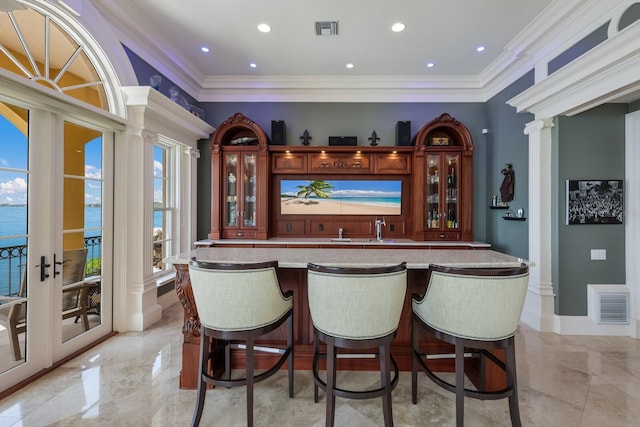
{"left": 503, "top": 216, "right": 526, "bottom": 221}
{"left": 489, "top": 205, "right": 509, "bottom": 209}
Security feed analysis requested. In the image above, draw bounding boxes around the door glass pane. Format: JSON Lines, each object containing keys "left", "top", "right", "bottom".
{"left": 425, "top": 154, "right": 440, "bottom": 229}
{"left": 243, "top": 154, "right": 256, "bottom": 227}
{"left": 225, "top": 154, "right": 238, "bottom": 227}
{"left": 62, "top": 122, "right": 102, "bottom": 342}
{"left": 0, "top": 103, "right": 29, "bottom": 373}
{"left": 445, "top": 154, "right": 459, "bottom": 229}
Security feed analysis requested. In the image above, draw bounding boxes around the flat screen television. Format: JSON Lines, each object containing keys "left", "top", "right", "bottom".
{"left": 280, "top": 179, "right": 401, "bottom": 215}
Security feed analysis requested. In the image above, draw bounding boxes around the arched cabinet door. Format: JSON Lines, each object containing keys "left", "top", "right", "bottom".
{"left": 210, "top": 113, "right": 270, "bottom": 240}
{"left": 413, "top": 113, "right": 474, "bottom": 241}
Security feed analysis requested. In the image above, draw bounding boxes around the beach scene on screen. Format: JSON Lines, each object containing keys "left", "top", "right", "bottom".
{"left": 280, "top": 179, "right": 401, "bottom": 215}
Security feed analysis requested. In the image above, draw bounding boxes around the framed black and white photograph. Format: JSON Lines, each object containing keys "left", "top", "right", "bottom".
{"left": 566, "top": 179, "right": 623, "bottom": 225}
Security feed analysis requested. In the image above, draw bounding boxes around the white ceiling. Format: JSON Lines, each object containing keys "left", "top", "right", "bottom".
{"left": 90, "top": 0, "right": 559, "bottom": 99}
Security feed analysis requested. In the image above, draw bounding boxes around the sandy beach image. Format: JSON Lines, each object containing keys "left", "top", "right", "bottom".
{"left": 281, "top": 197, "right": 400, "bottom": 215}
{"left": 279, "top": 179, "right": 402, "bottom": 215}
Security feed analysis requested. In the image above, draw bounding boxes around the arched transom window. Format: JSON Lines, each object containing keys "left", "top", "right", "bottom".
{"left": 0, "top": 4, "right": 107, "bottom": 110}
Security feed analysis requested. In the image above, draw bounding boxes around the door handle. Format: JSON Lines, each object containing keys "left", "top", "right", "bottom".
{"left": 36, "top": 255, "right": 51, "bottom": 282}
{"left": 53, "top": 253, "right": 66, "bottom": 278}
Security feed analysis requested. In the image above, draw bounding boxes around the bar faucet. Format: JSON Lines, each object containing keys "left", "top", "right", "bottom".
{"left": 338, "top": 227, "right": 344, "bottom": 239}
{"left": 375, "top": 217, "right": 386, "bottom": 241}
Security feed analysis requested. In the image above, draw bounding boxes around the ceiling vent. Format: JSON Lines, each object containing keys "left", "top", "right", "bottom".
{"left": 315, "top": 21, "right": 338, "bottom": 36}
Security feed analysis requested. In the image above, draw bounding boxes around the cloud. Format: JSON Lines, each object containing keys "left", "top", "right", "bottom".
{"left": 85, "top": 164, "right": 102, "bottom": 179}
{"left": 154, "top": 160, "right": 163, "bottom": 176}
{"left": 85, "top": 192, "right": 102, "bottom": 203}
{"left": 0, "top": 177, "right": 27, "bottom": 194}
{"left": 0, "top": 177, "right": 27, "bottom": 204}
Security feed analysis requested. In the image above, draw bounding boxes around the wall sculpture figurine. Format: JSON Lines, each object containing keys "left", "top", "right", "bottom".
{"left": 500, "top": 164, "right": 515, "bottom": 202}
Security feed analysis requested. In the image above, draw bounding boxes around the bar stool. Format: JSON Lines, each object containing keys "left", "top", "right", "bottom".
{"left": 411, "top": 263, "right": 529, "bottom": 427}
{"left": 307, "top": 262, "right": 407, "bottom": 427}
{"left": 188, "top": 259, "right": 294, "bottom": 427}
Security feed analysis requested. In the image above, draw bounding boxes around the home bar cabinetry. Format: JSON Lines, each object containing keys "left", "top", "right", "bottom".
{"left": 209, "top": 112, "right": 474, "bottom": 242}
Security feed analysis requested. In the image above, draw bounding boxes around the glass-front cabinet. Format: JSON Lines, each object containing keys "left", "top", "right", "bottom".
{"left": 210, "top": 113, "right": 269, "bottom": 240}
{"left": 223, "top": 152, "right": 257, "bottom": 229}
{"left": 425, "top": 153, "right": 460, "bottom": 234}
{"left": 413, "top": 113, "right": 474, "bottom": 241}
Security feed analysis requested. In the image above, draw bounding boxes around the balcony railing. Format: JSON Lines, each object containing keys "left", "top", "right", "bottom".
{"left": 0, "top": 236, "right": 101, "bottom": 297}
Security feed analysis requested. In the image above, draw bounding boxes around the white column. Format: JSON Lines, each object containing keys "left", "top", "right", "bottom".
{"left": 626, "top": 111, "right": 640, "bottom": 338}
{"left": 114, "top": 111, "right": 162, "bottom": 332}
{"left": 182, "top": 146, "right": 200, "bottom": 251}
{"left": 522, "top": 118, "right": 556, "bottom": 331}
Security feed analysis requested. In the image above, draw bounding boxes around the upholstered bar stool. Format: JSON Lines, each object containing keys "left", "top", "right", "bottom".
{"left": 188, "top": 259, "right": 294, "bottom": 427}
{"left": 411, "top": 263, "right": 529, "bottom": 427}
{"left": 307, "top": 262, "right": 407, "bottom": 427}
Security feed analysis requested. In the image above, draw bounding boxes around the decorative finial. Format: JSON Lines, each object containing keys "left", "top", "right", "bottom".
{"left": 300, "top": 129, "right": 312, "bottom": 146}
{"left": 368, "top": 130, "right": 380, "bottom": 146}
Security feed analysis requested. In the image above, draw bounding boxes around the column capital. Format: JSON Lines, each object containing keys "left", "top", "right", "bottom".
{"left": 185, "top": 146, "right": 200, "bottom": 159}
{"left": 141, "top": 129, "right": 158, "bottom": 145}
{"left": 524, "top": 118, "right": 554, "bottom": 135}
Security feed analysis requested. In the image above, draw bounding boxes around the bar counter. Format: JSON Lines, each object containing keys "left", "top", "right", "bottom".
{"left": 166, "top": 246, "right": 527, "bottom": 390}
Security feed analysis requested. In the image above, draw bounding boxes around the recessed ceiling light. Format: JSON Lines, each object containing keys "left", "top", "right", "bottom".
{"left": 346, "top": 63, "right": 354, "bottom": 69}
{"left": 426, "top": 62, "right": 435, "bottom": 68}
{"left": 249, "top": 63, "right": 257, "bottom": 68}
{"left": 476, "top": 45, "right": 486, "bottom": 53}
{"left": 257, "top": 23, "right": 271, "bottom": 33}
{"left": 200, "top": 46, "right": 210, "bottom": 53}
{"left": 391, "top": 22, "right": 405, "bottom": 32}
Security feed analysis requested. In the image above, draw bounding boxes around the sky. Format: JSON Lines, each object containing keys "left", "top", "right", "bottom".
{"left": 280, "top": 179, "right": 402, "bottom": 198}
{"left": 0, "top": 116, "right": 103, "bottom": 205}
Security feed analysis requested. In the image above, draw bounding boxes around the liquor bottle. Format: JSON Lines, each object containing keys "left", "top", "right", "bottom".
{"left": 228, "top": 173, "right": 237, "bottom": 196}
{"left": 427, "top": 211, "right": 432, "bottom": 228}
{"left": 451, "top": 168, "right": 456, "bottom": 185}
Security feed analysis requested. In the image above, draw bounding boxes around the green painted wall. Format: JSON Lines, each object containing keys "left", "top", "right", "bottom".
{"left": 485, "top": 72, "right": 535, "bottom": 259}
{"left": 554, "top": 104, "right": 628, "bottom": 315}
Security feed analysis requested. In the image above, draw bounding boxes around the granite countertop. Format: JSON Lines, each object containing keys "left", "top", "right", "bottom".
{"left": 194, "top": 238, "right": 491, "bottom": 248}
{"left": 166, "top": 246, "right": 527, "bottom": 269}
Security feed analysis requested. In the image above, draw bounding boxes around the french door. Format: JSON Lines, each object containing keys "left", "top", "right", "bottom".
{"left": 0, "top": 102, "right": 113, "bottom": 389}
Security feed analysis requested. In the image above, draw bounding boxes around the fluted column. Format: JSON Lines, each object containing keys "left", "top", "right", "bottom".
{"left": 523, "top": 118, "right": 556, "bottom": 331}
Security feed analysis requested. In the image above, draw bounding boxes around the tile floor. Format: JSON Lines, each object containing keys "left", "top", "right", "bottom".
{"left": 1, "top": 303, "right": 639, "bottom": 426}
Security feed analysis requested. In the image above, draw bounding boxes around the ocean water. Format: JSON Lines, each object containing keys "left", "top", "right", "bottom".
{"left": 304, "top": 196, "right": 401, "bottom": 207}
{"left": 0, "top": 206, "right": 106, "bottom": 296}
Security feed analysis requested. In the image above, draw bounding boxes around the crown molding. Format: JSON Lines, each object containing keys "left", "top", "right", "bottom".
{"left": 90, "top": 1, "right": 205, "bottom": 97}
{"left": 507, "top": 22, "right": 640, "bottom": 117}
{"left": 196, "top": 74, "right": 487, "bottom": 103}
{"left": 122, "top": 86, "right": 214, "bottom": 141}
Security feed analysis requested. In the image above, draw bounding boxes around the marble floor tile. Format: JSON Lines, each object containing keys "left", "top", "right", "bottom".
{"left": 1, "top": 303, "right": 640, "bottom": 426}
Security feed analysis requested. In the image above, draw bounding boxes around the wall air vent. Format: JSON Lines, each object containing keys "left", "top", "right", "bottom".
{"left": 587, "top": 284, "right": 631, "bottom": 326}
{"left": 597, "top": 292, "right": 630, "bottom": 325}
{"left": 315, "top": 21, "right": 338, "bottom": 36}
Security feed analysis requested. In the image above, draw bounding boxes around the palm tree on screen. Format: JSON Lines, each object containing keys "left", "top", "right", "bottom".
{"left": 296, "top": 180, "right": 334, "bottom": 199}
